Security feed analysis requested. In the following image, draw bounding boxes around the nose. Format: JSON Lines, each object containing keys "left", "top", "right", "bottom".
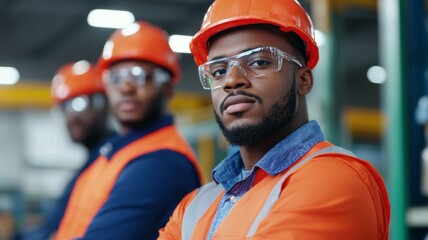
{"left": 222, "top": 61, "right": 250, "bottom": 91}
{"left": 65, "top": 110, "right": 83, "bottom": 122}
{"left": 117, "top": 78, "right": 137, "bottom": 93}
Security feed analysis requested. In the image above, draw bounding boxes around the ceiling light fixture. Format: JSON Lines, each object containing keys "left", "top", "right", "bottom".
{"left": 0, "top": 67, "right": 20, "bottom": 85}
{"left": 367, "top": 66, "right": 387, "bottom": 84}
{"left": 87, "top": 9, "right": 135, "bottom": 29}
{"left": 169, "top": 35, "right": 192, "bottom": 54}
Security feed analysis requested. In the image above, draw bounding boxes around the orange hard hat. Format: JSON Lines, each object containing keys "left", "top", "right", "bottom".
{"left": 190, "top": 0, "right": 319, "bottom": 69}
{"left": 51, "top": 61, "right": 104, "bottom": 104}
{"left": 97, "top": 21, "right": 181, "bottom": 84}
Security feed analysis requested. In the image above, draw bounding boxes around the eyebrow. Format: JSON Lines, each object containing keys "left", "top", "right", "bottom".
{"left": 208, "top": 46, "right": 262, "bottom": 62}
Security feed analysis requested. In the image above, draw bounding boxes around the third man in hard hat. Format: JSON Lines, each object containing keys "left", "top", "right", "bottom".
{"left": 21, "top": 61, "right": 112, "bottom": 240}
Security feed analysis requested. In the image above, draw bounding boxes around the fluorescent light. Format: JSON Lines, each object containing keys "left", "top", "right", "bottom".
{"left": 0, "top": 67, "right": 20, "bottom": 85}
{"left": 169, "top": 35, "right": 192, "bottom": 54}
{"left": 367, "top": 66, "right": 387, "bottom": 84}
{"left": 87, "top": 9, "right": 135, "bottom": 29}
{"left": 314, "top": 29, "right": 326, "bottom": 47}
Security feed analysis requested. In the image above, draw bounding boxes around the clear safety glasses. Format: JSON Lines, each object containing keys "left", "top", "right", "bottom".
{"left": 60, "top": 93, "right": 106, "bottom": 113}
{"left": 198, "top": 46, "right": 303, "bottom": 90}
{"left": 104, "top": 66, "right": 171, "bottom": 88}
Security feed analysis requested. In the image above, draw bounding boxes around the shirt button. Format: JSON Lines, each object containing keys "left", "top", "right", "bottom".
{"left": 229, "top": 195, "right": 238, "bottom": 203}
{"left": 99, "top": 143, "right": 112, "bottom": 156}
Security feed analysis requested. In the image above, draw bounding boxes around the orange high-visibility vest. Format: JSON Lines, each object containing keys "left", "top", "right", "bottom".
{"left": 158, "top": 141, "right": 390, "bottom": 240}
{"left": 56, "top": 125, "right": 201, "bottom": 240}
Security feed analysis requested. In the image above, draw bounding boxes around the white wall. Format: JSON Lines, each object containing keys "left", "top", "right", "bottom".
{"left": 0, "top": 108, "right": 86, "bottom": 199}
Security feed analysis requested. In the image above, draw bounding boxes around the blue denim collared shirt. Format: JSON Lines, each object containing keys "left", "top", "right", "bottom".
{"left": 207, "top": 120, "right": 325, "bottom": 239}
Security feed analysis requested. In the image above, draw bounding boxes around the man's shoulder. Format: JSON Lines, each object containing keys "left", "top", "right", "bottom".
{"left": 130, "top": 148, "right": 191, "bottom": 163}
{"left": 287, "top": 151, "right": 387, "bottom": 199}
{"left": 295, "top": 151, "right": 378, "bottom": 179}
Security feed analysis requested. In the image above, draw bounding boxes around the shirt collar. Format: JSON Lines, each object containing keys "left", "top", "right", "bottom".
{"left": 100, "top": 115, "right": 174, "bottom": 159}
{"left": 212, "top": 120, "right": 325, "bottom": 191}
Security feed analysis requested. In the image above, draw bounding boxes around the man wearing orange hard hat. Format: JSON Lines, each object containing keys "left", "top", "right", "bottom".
{"left": 20, "top": 61, "right": 111, "bottom": 240}
{"left": 51, "top": 61, "right": 111, "bottom": 149}
{"left": 55, "top": 21, "right": 201, "bottom": 240}
{"left": 159, "top": 0, "right": 390, "bottom": 239}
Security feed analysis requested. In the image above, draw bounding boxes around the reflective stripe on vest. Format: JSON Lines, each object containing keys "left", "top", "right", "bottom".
{"left": 56, "top": 125, "right": 201, "bottom": 240}
{"left": 181, "top": 182, "right": 224, "bottom": 240}
{"left": 181, "top": 145, "right": 355, "bottom": 239}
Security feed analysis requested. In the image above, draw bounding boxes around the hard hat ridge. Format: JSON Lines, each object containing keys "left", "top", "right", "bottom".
{"left": 97, "top": 21, "right": 181, "bottom": 85}
{"left": 51, "top": 61, "right": 104, "bottom": 104}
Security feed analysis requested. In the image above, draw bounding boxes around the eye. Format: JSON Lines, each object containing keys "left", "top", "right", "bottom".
{"left": 130, "top": 67, "right": 147, "bottom": 85}
{"left": 212, "top": 68, "right": 227, "bottom": 78}
{"left": 134, "top": 74, "right": 147, "bottom": 85}
{"left": 209, "top": 62, "right": 228, "bottom": 79}
{"left": 246, "top": 49, "right": 274, "bottom": 69}
{"left": 110, "top": 74, "right": 122, "bottom": 85}
{"left": 153, "top": 68, "right": 170, "bottom": 84}
{"left": 248, "top": 59, "right": 271, "bottom": 68}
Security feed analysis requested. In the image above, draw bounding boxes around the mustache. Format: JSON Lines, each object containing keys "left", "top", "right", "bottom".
{"left": 219, "top": 90, "right": 263, "bottom": 112}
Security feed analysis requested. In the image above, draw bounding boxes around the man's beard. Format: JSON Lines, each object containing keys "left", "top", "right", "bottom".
{"left": 215, "top": 80, "right": 297, "bottom": 146}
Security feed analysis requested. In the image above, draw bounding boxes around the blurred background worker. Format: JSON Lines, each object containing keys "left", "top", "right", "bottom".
{"left": 54, "top": 21, "right": 202, "bottom": 240}
{"left": 18, "top": 61, "right": 111, "bottom": 240}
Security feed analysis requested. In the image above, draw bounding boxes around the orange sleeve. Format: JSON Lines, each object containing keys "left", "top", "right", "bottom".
{"left": 158, "top": 189, "right": 199, "bottom": 240}
{"left": 251, "top": 155, "right": 389, "bottom": 240}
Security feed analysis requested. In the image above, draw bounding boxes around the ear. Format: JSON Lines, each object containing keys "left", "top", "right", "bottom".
{"left": 296, "top": 67, "right": 313, "bottom": 96}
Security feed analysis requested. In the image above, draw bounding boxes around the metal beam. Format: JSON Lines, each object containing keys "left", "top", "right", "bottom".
{"left": 334, "top": 0, "right": 377, "bottom": 11}
{"left": 379, "top": 0, "right": 408, "bottom": 239}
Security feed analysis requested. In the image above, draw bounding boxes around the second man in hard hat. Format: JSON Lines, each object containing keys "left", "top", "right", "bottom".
{"left": 55, "top": 21, "right": 201, "bottom": 240}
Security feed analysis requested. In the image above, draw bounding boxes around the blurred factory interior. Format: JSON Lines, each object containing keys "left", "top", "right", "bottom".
{"left": 0, "top": 0, "right": 426, "bottom": 239}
